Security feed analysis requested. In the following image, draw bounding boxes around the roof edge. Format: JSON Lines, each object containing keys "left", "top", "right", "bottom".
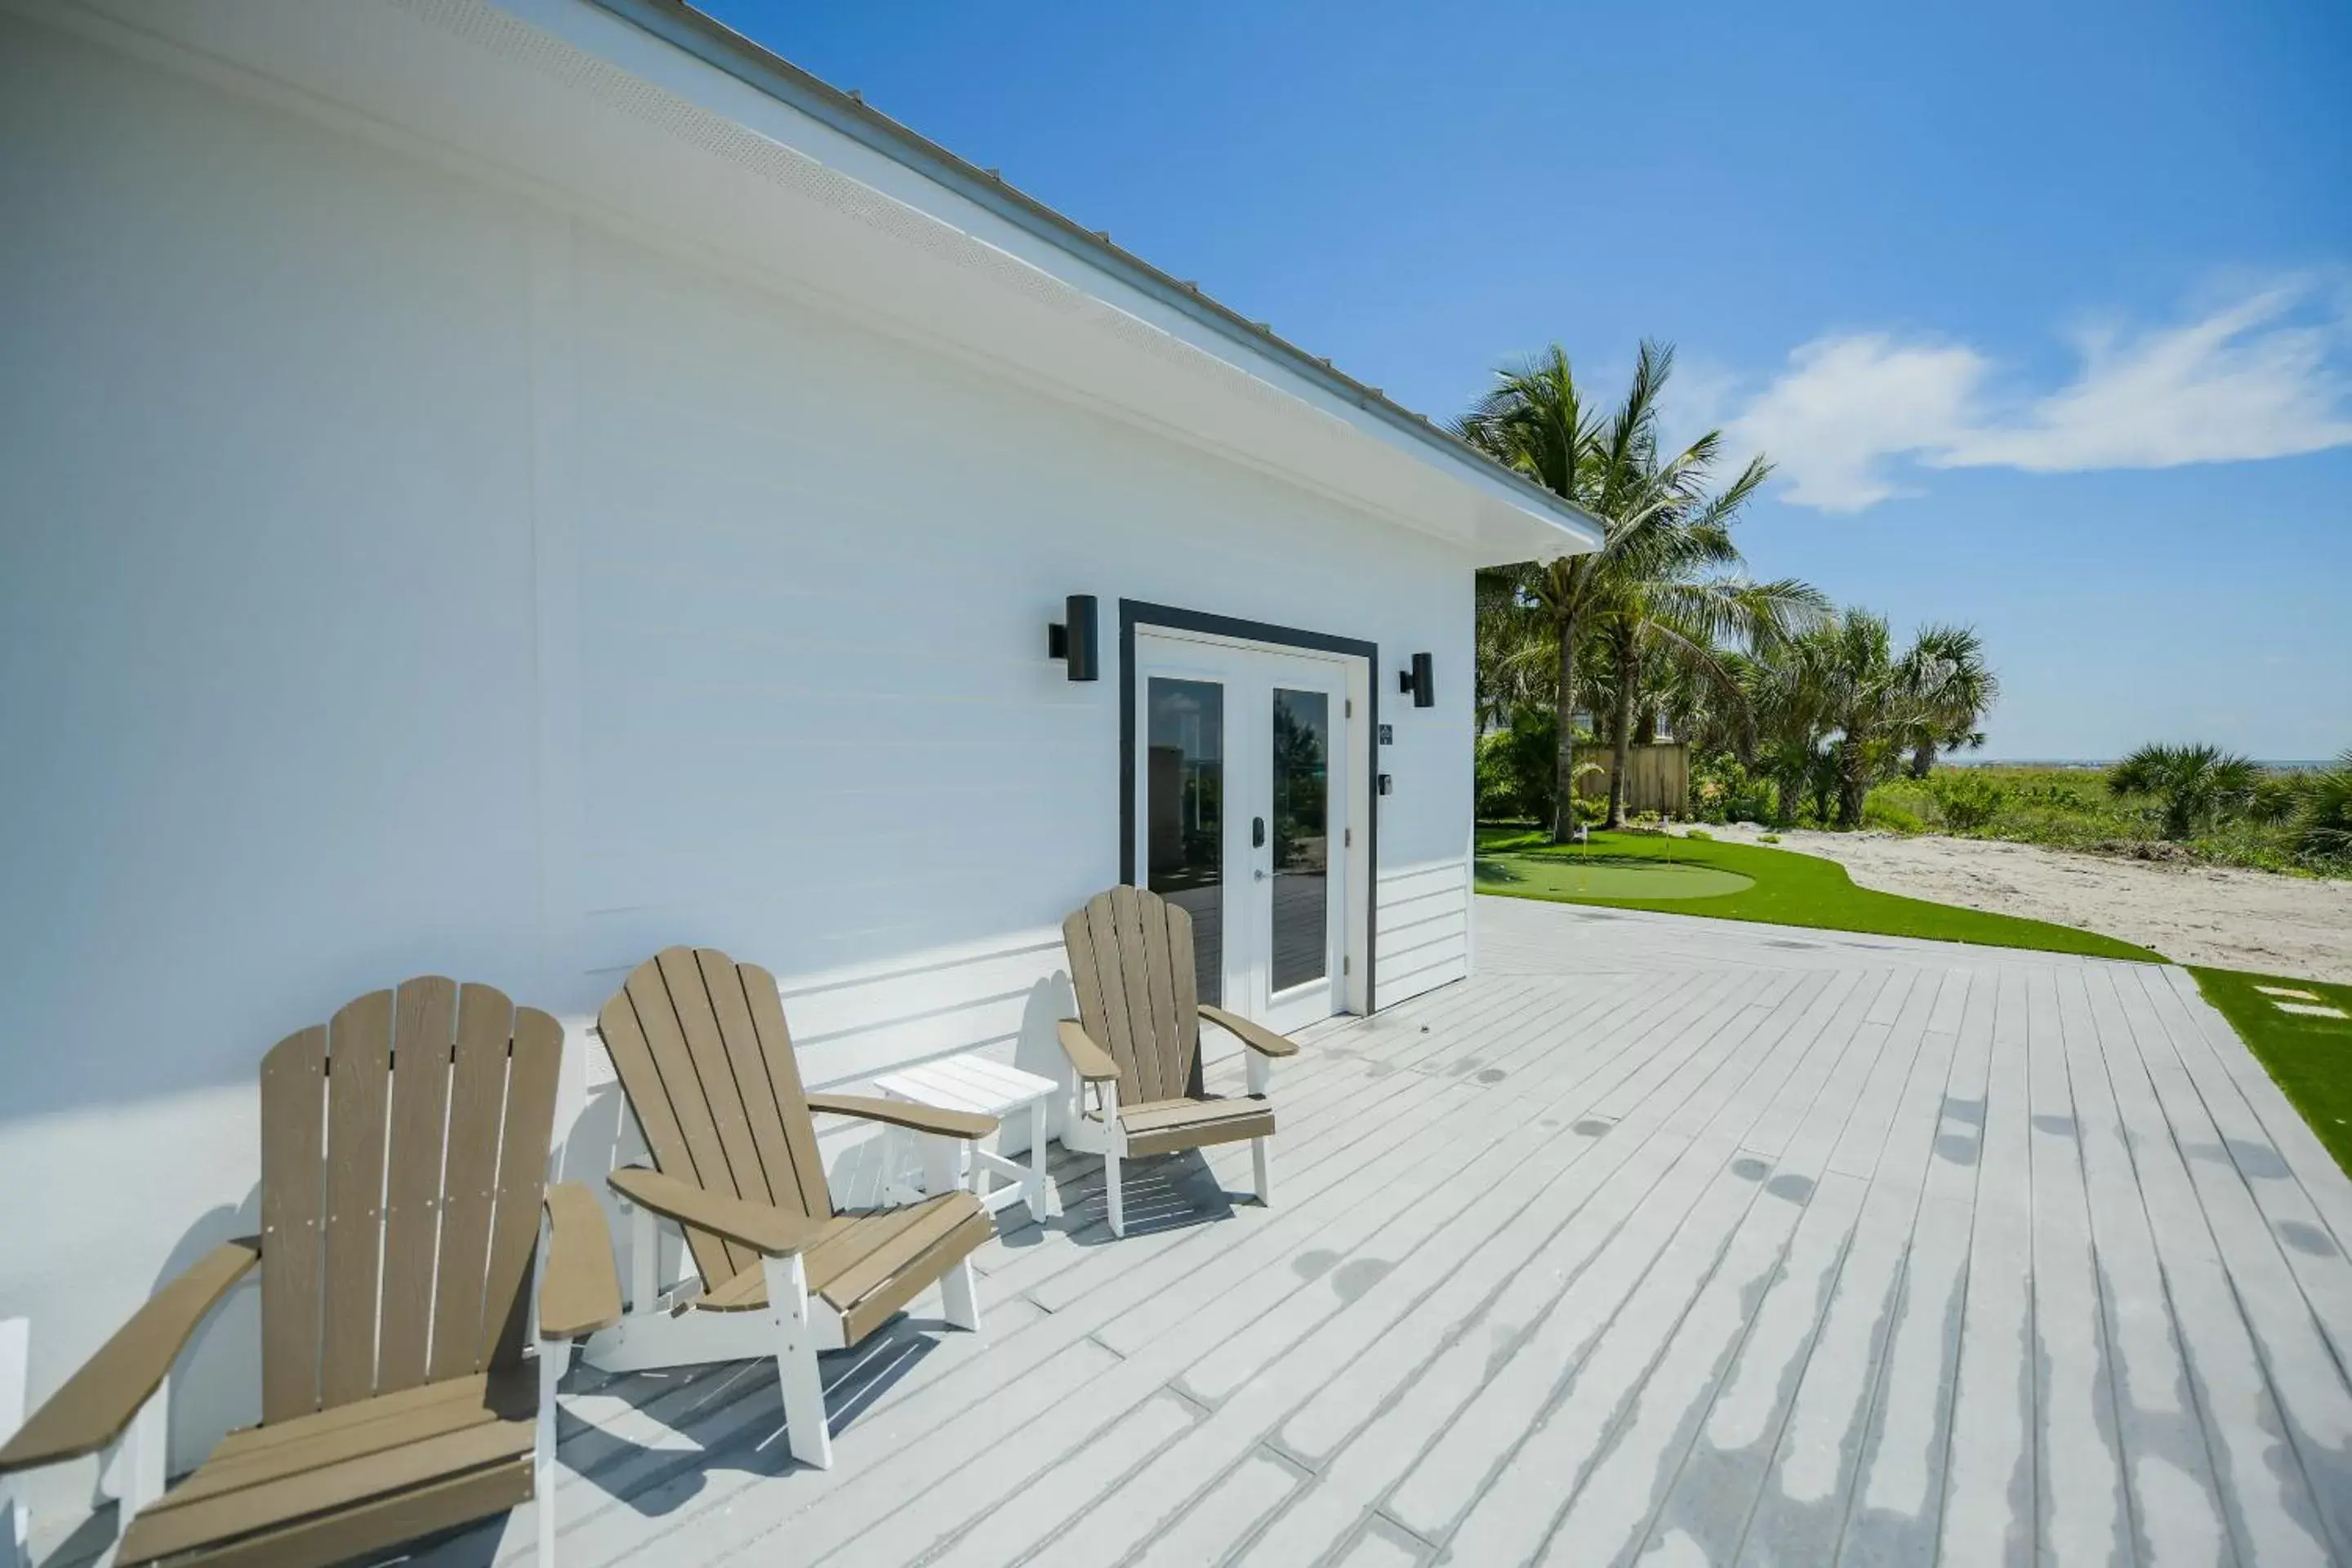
{"left": 581, "top": 0, "right": 1603, "bottom": 551}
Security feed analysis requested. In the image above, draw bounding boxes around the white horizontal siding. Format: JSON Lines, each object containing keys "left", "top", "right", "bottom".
{"left": 1375, "top": 856, "right": 1471, "bottom": 1010}
{"left": 0, "top": 11, "right": 1483, "bottom": 1535}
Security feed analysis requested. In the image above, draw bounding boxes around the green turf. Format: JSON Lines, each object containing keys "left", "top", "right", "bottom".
{"left": 2188, "top": 966, "right": 2352, "bottom": 1178}
{"left": 1475, "top": 826, "right": 2165, "bottom": 963}
{"left": 1486, "top": 858, "right": 1756, "bottom": 900}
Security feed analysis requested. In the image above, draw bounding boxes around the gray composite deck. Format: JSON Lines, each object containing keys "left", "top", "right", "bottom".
{"left": 115, "top": 898, "right": 2352, "bottom": 1566}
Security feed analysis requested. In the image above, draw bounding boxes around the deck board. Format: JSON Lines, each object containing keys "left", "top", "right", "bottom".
{"left": 169, "top": 897, "right": 2350, "bottom": 1568}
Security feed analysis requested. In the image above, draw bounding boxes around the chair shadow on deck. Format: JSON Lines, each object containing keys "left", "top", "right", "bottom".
{"left": 988, "top": 1144, "right": 1237, "bottom": 1254}
{"left": 396, "top": 1304, "right": 963, "bottom": 1566}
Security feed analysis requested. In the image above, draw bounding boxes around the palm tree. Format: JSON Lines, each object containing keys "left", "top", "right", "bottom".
{"left": 2107, "top": 743, "right": 2261, "bottom": 840}
{"left": 1741, "top": 635, "right": 1836, "bottom": 826}
{"left": 1743, "top": 609, "right": 1982, "bottom": 827}
{"left": 1473, "top": 564, "right": 1553, "bottom": 733}
{"left": 1816, "top": 612, "right": 1924, "bottom": 827}
{"left": 1460, "top": 341, "right": 1820, "bottom": 836}
{"left": 1902, "top": 625, "right": 2000, "bottom": 777}
{"left": 2295, "top": 750, "right": 2352, "bottom": 862}
{"left": 1591, "top": 569, "right": 1825, "bottom": 827}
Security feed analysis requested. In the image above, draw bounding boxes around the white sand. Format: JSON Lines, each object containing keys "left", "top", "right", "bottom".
{"left": 1686, "top": 823, "right": 2352, "bottom": 984}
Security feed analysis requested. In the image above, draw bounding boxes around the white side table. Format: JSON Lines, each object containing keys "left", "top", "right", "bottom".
{"left": 871, "top": 1054, "right": 1060, "bottom": 1223}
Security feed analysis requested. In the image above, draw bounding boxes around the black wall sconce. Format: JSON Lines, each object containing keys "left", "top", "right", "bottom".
{"left": 1047, "top": 594, "right": 1098, "bottom": 681}
{"left": 1399, "top": 652, "right": 1434, "bottom": 708}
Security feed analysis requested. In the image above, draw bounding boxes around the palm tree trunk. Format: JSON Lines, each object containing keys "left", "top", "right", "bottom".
{"left": 1606, "top": 638, "right": 1638, "bottom": 829}
{"left": 1908, "top": 742, "right": 1935, "bottom": 779}
{"left": 1550, "top": 612, "right": 1579, "bottom": 844}
{"left": 1839, "top": 751, "right": 1869, "bottom": 828}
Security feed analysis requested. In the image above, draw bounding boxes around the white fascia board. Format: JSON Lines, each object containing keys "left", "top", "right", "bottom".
{"left": 43, "top": 0, "right": 1597, "bottom": 564}
{"left": 483, "top": 0, "right": 1600, "bottom": 564}
{"left": 552, "top": 0, "right": 1602, "bottom": 562}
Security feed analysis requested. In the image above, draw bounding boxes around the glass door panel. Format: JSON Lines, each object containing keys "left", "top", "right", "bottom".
{"left": 1145, "top": 676, "right": 1223, "bottom": 1006}
{"left": 1269, "top": 688, "right": 1330, "bottom": 995}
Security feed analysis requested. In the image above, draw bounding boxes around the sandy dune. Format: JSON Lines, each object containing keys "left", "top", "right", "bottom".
{"left": 1694, "top": 824, "right": 2352, "bottom": 983}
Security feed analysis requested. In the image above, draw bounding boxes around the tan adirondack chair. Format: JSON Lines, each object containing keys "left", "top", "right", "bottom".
{"left": 1057, "top": 886, "right": 1303, "bottom": 1236}
{"left": 0, "top": 979, "right": 621, "bottom": 1568}
{"left": 581, "top": 947, "right": 999, "bottom": 1470}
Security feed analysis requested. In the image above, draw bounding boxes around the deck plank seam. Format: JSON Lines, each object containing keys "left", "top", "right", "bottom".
{"left": 1342, "top": 968, "right": 1881, "bottom": 1555}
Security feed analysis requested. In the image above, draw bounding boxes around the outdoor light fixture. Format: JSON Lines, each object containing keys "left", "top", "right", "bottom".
{"left": 1399, "top": 652, "right": 1434, "bottom": 708}
{"left": 1047, "top": 594, "right": 1098, "bottom": 681}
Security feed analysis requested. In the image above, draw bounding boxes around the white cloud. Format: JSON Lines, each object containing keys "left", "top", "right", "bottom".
{"left": 1729, "top": 336, "right": 1984, "bottom": 510}
{"left": 1728, "top": 278, "right": 2352, "bottom": 513}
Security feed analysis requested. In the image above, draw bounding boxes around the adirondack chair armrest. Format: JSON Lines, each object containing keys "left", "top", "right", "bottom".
{"left": 804, "top": 1094, "right": 999, "bottom": 1140}
{"left": 537, "top": 1183, "right": 623, "bottom": 1340}
{"left": 606, "top": 1166, "right": 828, "bottom": 1257}
{"left": 1055, "top": 1020, "right": 1121, "bottom": 1083}
{"left": 1197, "top": 1004, "right": 1301, "bottom": 1061}
{"left": 0, "top": 1237, "right": 260, "bottom": 1473}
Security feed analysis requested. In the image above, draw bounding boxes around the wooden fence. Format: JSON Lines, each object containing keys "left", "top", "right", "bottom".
{"left": 1570, "top": 742, "right": 1690, "bottom": 816}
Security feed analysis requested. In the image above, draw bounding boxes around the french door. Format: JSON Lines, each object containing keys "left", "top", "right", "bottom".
{"left": 1134, "top": 629, "right": 1354, "bottom": 1035}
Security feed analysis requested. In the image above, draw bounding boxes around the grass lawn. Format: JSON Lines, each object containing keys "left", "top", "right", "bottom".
{"left": 1476, "top": 826, "right": 2165, "bottom": 963}
{"left": 2189, "top": 967, "right": 2352, "bottom": 1178}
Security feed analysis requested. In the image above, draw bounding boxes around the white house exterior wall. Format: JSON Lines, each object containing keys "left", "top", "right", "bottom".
{"left": 0, "top": 1, "right": 1484, "bottom": 1525}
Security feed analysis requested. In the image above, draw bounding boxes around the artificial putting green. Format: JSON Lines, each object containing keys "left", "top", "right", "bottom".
{"left": 1477, "top": 856, "right": 1754, "bottom": 900}
{"left": 1475, "top": 826, "right": 2163, "bottom": 963}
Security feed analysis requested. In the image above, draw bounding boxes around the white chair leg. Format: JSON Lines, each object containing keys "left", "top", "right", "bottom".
{"left": 91, "top": 1378, "right": 167, "bottom": 1568}
{"left": 1245, "top": 1049, "right": 1275, "bottom": 1206}
{"left": 763, "top": 1255, "right": 831, "bottom": 1469}
{"left": 534, "top": 1337, "right": 570, "bottom": 1566}
{"left": 939, "top": 1258, "right": 981, "bottom": 1332}
{"left": 629, "top": 1202, "right": 658, "bottom": 1316}
{"left": 2, "top": 1318, "right": 28, "bottom": 1568}
{"left": 1104, "top": 1148, "right": 1125, "bottom": 1237}
{"left": 109, "top": 1375, "right": 167, "bottom": 1515}
{"left": 1027, "top": 1098, "right": 1051, "bottom": 1222}
{"left": 919, "top": 1135, "right": 964, "bottom": 1208}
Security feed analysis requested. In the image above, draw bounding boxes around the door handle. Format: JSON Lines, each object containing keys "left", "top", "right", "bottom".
{"left": 1254, "top": 869, "right": 1268, "bottom": 881}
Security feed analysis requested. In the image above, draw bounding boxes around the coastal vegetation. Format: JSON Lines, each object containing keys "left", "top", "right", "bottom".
{"left": 1459, "top": 341, "right": 1824, "bottom": 837}
{"left": 1469, "top": 338, "right": 2349, "bottom": 882}
{"left": 1855, "top": 756, "right": 2352, "bottom": 876}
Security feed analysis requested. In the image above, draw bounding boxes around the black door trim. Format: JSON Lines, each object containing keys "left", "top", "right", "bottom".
{"left": 1119, "top": 599, "right": 1379, "bottom": 1014}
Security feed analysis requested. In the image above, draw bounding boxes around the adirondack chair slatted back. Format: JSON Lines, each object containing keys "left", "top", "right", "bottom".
{"left": 1063, "top": 886, "right": 1203, "bottom": 1107}
{"left": 596, "top": 947, "right": 831, "bottom": 1292}
{"left": 256, "top": 979, "right": 562, "bottom": 1424}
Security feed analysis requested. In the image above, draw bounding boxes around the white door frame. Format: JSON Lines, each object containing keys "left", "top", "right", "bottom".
{"left": 1121, "top": 604, "right": 1374, "bottom": 1029}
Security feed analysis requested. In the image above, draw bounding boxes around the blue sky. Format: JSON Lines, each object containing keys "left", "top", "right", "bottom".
{"left": 709, "top": 0, "right": 2351, "bottom": 761}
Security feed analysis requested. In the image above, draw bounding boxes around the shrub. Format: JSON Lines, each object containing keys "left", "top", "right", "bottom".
{"left": 1866, "top": 777, "right": 1942, "bottom": 829}
{"left": 2250, "top": 774, "right": 2306, "bottom": 826}
{"left": 2296, "top": 751, "right": 2352, "bottom": 862}
{"left": 1690, "top": 751, "right": 1775, "bottom": 826}
{"left": 1862, "top": 796, "right": 1925, "bottom": 834}
{"left": 1928, "top": 770, "right": 2010, "bottom": 832}
{"left": 1476, "top": 731, "right": 1522, "bottom": 821}
{"left": 2107, "top": 742, "right": 2259, "bottom": 840}
{"left": 1477, "top": 710, "right": 1561, "bottom": 826}
{"left": 1686, "top": 827, "right": 1714, "bottom": 841}
{"left": 1759, "top": 833, "right": 1780, "bottom": 844}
